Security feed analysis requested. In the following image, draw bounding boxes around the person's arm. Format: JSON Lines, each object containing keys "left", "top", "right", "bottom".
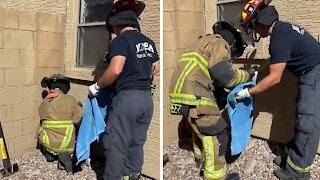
{"left": 249, "top": 62, "right": 286, "bottom": 95}
{"left": 152, "top": 60, "right": 160, "bottom": 76}
{"left": 97, "top": 55, "right": 126, "bottom": 88}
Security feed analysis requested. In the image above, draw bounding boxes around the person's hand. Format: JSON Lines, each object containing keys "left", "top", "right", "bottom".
{"left": 235, "top": 88, "right": 251, "bottom": 100}
{"left": 88, "top": 83, "right": 100, "bottom": 97}
{"left": 251, "top": 71, "right": 258, "bottom": 82}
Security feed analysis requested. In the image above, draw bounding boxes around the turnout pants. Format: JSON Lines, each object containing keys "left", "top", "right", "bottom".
{"left": 103, "top": 90, "right": 153, "bottom": 180}
{"left": 286, "top": 64, "right": 320, "bottom": 178}
{"left": 187, "top": 108, "right": 228, "bottom": 180}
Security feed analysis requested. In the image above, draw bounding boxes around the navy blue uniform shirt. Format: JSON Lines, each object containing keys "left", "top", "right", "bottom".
{"left": 107, "top": 30, "right": 159, "bottom": 91}
{"left": 269, "top": 21, "right": 320, "bottom": 76}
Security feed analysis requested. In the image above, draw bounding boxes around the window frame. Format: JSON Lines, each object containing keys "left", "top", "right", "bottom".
{"left": 76, "top": 0, "right": 112, "bottom": 68}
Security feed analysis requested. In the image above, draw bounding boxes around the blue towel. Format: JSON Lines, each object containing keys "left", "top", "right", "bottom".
{"left": 76, "top": 88, "right": 114, "bottom": 164}
{"left": 227, "top": 82, "right": 255, "bottom": 155}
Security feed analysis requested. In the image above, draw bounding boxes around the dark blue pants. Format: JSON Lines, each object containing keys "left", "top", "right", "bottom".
{"left": 286, "top": 65, "right": 320, "bottom": 178}
{"left": 103, "top": 90, "right": 153, "bottom": 180}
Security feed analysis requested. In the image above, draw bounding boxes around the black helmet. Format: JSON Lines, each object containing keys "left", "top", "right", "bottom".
{"left": 107, "top": 10, "right": 140, "bottom": 32}
{"left": 41, "top": 74, "right": 70, "bottom": 94}
{"left": 213, "top": 21, "right": 247, "bottom": 58}
{"left": 106, "top": 0, "right": 145, "bottom": 32}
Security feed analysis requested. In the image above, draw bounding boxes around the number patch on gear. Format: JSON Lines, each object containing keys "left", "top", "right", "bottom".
{"left": 170, "top": 104, "right": 182, "bottom": 115}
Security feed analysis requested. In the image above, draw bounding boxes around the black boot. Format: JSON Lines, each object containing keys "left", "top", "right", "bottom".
{"left": 225, "top": 173, "right": 240, "bottom": 180}
{"left": 273, "top": 155, "right": 286, "bottom": 167}
{"left": 58, "top": 152, "right": 73, "bottom": 173}
{"left": 274, "top": 168, "right": 310, "bottom": 180}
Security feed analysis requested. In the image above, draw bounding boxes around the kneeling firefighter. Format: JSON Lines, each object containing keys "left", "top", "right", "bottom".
{"left": 38, "top": 74, "right": 83, "bottom": 172}
{"left": 169, "top": 21, "right": 257, "bottom": 180}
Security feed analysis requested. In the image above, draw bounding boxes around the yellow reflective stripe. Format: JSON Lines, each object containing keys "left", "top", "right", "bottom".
{"left": 203, "top": 136, "right": 227, "bottom": 179}
{"left": 41, "top": 128, "right": 51, "bottom": 150}
{"left": 182, "top": 52, "right": 208, "bottom": 66}
{"left": 170, "top": 93, "right": 217, "bottom": 107}
{"left": 42, "top": 120, "right": 74, "bottom": 129}
{"left": 59, "top": 126, "right": 74, "bottom": 151}
{"left": 180, "top": 52, "right": 211, "bottom": 78}
{"left": 205, "top": 164, "right": 227, "bottom": 179}
{"left": 235, "top": 69, "right": 243, "bottom": 85}
{"left": 240, "top": 70, "right": 246, "bottom": 84}
{"left": 193, "top": 143, "right": 202, "bottom": 158}
{"left": 203, "top": 136, "right": 214, "bottom": 175}
{"left": 45, "top": 147, "right": 74, "bottom": 155}
{"left": 174, "top": 61, "right": 197, "bottom": 93}
{"left": 287, "top": 156, "right": 311, "bottom": 173}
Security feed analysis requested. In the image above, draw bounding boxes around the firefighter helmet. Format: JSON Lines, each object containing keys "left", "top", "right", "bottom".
{"left": 213, "top": 21, "right": 247, "bottom": 57}
{"left": 41, "top": 74, "right": 70, "bottom": 94}
{"left": 240, "top": 0, "right": 269, "bottom": 34}
{"left": 106, "top": 0, "right": 145, "bottom": 32}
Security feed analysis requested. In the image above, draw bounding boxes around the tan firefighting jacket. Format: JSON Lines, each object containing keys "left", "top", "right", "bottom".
{"left": 38, "top": 89, "right": 83, "bottom": 155}
{"left": 169, "top": 34, "right": 250, "bottom": 117}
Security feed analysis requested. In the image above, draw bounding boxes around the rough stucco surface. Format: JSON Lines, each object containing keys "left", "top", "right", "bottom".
{"left": 0, "top": 0, "right": 67, "bottom": 15}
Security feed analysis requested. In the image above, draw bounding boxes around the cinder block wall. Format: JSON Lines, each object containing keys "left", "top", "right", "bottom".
{"left": 163, "top": 0, "right": 205, "bottom": 147}
{"left": 0, "top": 7, "right": 65, "bottom": 158}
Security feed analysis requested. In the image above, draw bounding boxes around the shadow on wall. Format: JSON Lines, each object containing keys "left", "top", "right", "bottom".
{"left": 254, "top": 67, "right": 297, "bottom": 144}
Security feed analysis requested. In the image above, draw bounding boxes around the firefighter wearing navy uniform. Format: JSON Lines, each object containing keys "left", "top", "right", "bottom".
{"left": 169, "top": 21, "right": 257, "bottom": 180}
{"left": 38, "top": 74, "right": 83, "bottom": 173}
{"left": 88, "top": 1, "right": 160, "bottom": 179}
{"left": 238, "top": 1, "right": 320, "bottom": 179}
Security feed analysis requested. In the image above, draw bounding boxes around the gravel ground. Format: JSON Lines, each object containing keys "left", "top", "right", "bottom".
{"left": 0, "top": 149, "right": 152, "bottom": 180}
{"left": 163, "top": 137, "right": 320, "bottom": 180}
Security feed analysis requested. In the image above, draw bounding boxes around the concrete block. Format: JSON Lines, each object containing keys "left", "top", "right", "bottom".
{"left": 175, "top": 0, "right": 204, "bottom": 12}
{"left": 164, "top": 31, "right": 178, "bottom": 51}
{"left": 20, "top": 50, "right": 37, "bottom": 68}
{"left": 5, "top": 68, "right": 35, "bottom": 86}
{"left": 0, "top": 70, "right": 4, "bottom": 87}
{"left": 14, "top": 133, "right": 37, "bottom": 154}
{"left": 23, "top": 85, "right": 39, "bottom": 102}
{"left": 0, "top": 105, "right": 6, "bottom": 121}
{"left": 163, "top": 88, "right": 170, "bottom": 108}
{"left": 18, "top": 11, "right": 37, "bottom": 31}
{"left": 0, "top": 87, "right": 23, "bottom": 105}
{"left": 163, "top": 50, "right": 177, "bottom": 70}
{"left": 176, "top": 12, "right": 204, "bottom": 30}
{"left": 2, "top": 121, "right": 23, "bottom": 139}
{"left": 163, "top": 120, "right": 180, "bottom": 147}
{"left": 7, "top": 102, "right": 38, "bottom": 121}
{"left": 0, "top": 49, "right": 20, "bottom": 68}
{"left": 22, "top": 118, "right": 39, "bottom": 135}
{"left": 0, "top": 8, "right": 18, "bottom": 29}
{"left": 38, "top": 13, "right": 66, "bottom": 33}
{"left": 2, "top": 29, "right": 34, "bottom": 50}
{"left": 164, "top": 12, "right": 175, "bottom": 32}
{"left": 164, "top": 69, "right": 174, "bottom": 90}
{"left": 0, "top": 30, "right": 2, "bottom": 48}
{"left": 37, "top": 31, "right": 64, "bottom": 50}
{"left": 163, "top": 0, "right": 175, "bottom": 11}
{"left": 36, "top": 68, "right": 63, "bottom": 83}
{"left": 177, "top": 30, "right": 203, "bottom": 49}
{"left": 38, "top": 50, "right": 64, "bottom": 68}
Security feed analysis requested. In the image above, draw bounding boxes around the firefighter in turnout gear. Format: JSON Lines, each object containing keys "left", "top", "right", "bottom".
{"left": 169, "top": 21, "right": 257, "bottom": 180}
{"left": 38, "top": 74, "right": 83, "bottom": 173}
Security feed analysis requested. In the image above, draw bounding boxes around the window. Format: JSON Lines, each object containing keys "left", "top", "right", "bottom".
{"left": 217, "top": 0, "right": 254, "bottom": 45}
{"left": 77, "top": 0, "right": 114, "bottom": 67}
